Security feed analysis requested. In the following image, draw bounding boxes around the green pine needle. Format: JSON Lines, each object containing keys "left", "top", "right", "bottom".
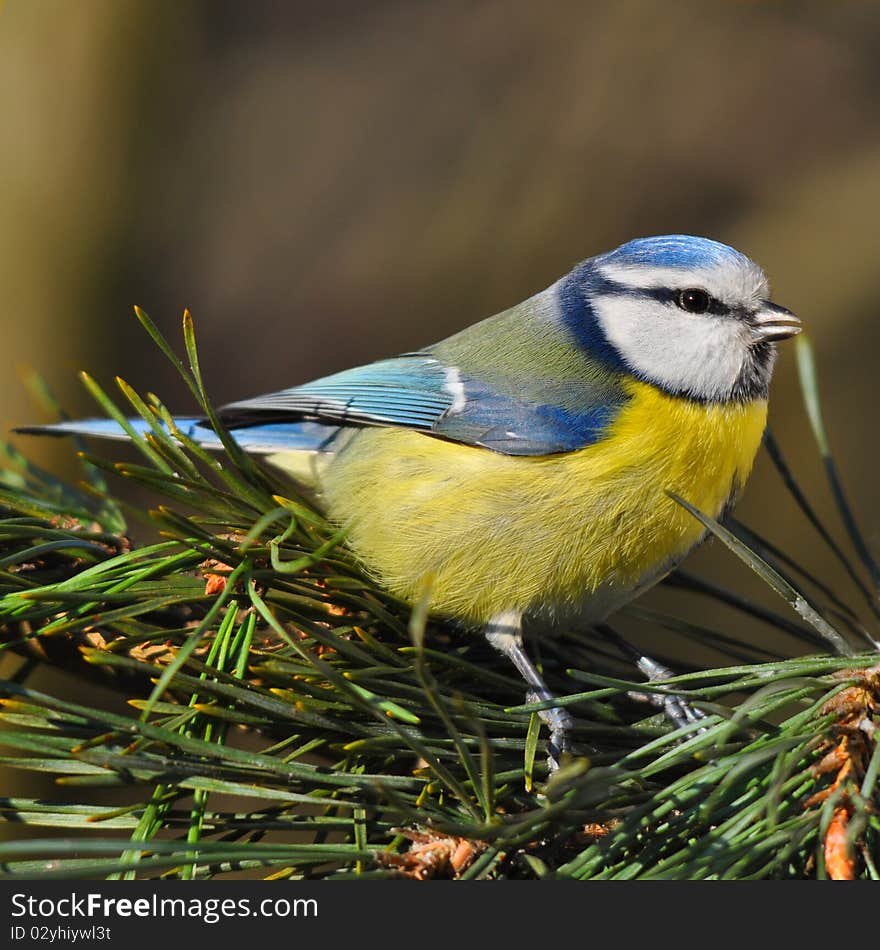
{"left": 0, "top": 312, "right": 877, "bottom": 880}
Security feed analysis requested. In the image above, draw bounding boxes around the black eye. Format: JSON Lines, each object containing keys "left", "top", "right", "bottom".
{"left": 676, "top": 288, "right": 711, "bottom": 314}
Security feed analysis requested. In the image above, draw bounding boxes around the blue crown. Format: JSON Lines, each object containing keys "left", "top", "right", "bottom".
{"left": 603, "top": 235, "right": 751, "bottom": 270}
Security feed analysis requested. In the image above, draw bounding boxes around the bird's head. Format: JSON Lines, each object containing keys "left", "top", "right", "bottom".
{"left": 564, "top": 235, "right": 800, "bottom": 403}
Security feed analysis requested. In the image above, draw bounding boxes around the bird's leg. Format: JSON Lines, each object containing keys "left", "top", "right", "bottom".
{"left": 485, "top": 610, "right": 574, "bottom": 771}
{"left": 595, "top": 624, "right": 704, "bottom": 729}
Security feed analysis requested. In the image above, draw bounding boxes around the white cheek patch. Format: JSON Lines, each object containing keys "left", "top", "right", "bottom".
{"left": 591, "top": 296, "right": 748, "bottom": 400}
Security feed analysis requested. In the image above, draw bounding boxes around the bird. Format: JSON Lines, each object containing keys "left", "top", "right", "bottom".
{"left": 19, "top": 234, "right": 801, "bottom": 769}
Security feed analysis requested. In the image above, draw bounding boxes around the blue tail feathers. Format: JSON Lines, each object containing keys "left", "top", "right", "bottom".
{"left": 14, "top": 417, "right": 342, "bottom": 455}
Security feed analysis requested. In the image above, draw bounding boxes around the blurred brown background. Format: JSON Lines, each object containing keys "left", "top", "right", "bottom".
{"left": 2, "top": 0, "right": 880, "bottom": 800}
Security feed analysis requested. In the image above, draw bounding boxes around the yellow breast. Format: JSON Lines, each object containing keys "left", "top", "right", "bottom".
{"left": 317, "top": 380, "right": 767, "bottom": 625}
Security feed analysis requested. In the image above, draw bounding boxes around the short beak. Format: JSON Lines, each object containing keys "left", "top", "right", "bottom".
{"left": 750, "top": 302, "right": 801, "bottom": 343}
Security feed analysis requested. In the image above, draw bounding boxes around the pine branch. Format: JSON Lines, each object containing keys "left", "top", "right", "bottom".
{"left": 0, "top": 317, "right": 877, "bottom": 880}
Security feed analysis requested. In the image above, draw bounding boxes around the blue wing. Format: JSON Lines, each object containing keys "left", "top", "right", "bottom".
{"left": 218, "top": 357, "right": 453, "bottom": 432}
{"left": 217, "top": 354, "right": 626, "bottom": 456}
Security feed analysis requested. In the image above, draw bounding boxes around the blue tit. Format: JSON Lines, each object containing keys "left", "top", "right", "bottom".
{"left": 20, "top": 235, "right": 801, "bottom": 767}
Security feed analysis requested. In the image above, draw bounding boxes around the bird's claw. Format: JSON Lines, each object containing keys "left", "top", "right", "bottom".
{"left": 527, "top": 690, "right": 575, "bottom": 772}
{"left": 630, "top": 655, "right": 706, "bottom": 730}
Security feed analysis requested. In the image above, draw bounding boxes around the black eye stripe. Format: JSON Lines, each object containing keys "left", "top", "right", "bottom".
{"left": 586, "top": 274, "right": 731, "bottom": 315}
{"left": 640, "top": 286, "right": 729, "bottom": 315}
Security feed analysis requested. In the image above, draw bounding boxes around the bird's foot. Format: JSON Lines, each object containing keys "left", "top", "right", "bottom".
{"left": 630, "top": 654, "right": 706, "bottom": 730}
{"left": 526, "top": 689, "right": 575, "bottom": 772}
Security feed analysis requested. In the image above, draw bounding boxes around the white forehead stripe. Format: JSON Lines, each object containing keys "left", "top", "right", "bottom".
{"left": 598, "top": 261, "right": 768, "bottom": 304}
